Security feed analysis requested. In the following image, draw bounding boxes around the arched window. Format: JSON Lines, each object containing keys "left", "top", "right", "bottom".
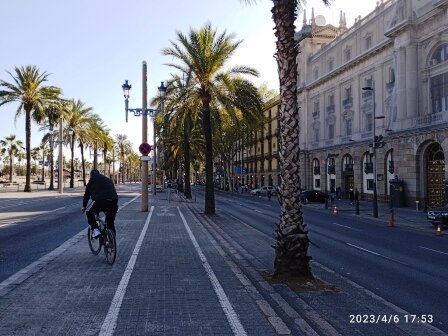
{"left": 313, "top": 158, "right": 320, "bottom": 175}
{"left": 430, "top": 44, "right": 448, "bottom": 113}
{"left": 342, "top": 154, "right": 354, "bottom": 173}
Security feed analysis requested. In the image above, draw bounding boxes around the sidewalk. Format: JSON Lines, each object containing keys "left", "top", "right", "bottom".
{"left": 0, "top": 190, "right": 446, "bottom": 335}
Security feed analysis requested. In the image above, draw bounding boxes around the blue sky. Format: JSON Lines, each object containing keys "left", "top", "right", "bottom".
{"left": 1, "top": 0, "right": 378, "bottom": 157}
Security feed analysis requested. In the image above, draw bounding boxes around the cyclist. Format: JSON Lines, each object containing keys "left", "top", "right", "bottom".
{"left": 81, "top": 169, "right": 118, "bottom": 238}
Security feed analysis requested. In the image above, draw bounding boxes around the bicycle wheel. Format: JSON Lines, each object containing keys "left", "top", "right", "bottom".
{"left": 103, "top": 229, "right": 116, "bottom": 265}
{"left": 87, "top": 227, "right": 101, "bottom": 255}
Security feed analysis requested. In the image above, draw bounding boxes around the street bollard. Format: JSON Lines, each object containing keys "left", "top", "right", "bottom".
{"left": 416, "top": 200, "right": 419, "bottom": 211}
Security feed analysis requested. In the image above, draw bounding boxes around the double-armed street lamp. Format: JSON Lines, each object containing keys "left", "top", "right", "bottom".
{"left": 121, "top": 61, "right": 167, "bottom": 211}
{"left": 362, "top": 82, "right": 385, "bottom": 218}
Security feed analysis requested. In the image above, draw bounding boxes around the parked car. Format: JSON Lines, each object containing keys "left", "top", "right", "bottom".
{"left": 427, "top": 207, "right": 448, "bottom": 227}
{"left": 250, "top": 186, "right": 278, "bottom": 196}
{"left": 300, "top": 190, "right": 328, "bottom": 203}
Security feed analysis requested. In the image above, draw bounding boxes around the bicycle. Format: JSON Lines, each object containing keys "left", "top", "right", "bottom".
{"left": 86, "top": 212, "right": 117, "bottom": 265}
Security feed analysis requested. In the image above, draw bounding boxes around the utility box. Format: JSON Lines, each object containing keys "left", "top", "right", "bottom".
{"left": 389, "top": 178, "right": 405, "bottom": 207}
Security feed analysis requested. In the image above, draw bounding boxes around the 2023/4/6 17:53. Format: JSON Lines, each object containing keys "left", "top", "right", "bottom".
{"left": 349, "top": 314, "right": 434, "bottom": 324}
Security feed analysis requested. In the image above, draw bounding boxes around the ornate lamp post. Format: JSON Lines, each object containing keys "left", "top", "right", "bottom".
{"left": 122, "top": 62, "right": 165, "bottom": 211}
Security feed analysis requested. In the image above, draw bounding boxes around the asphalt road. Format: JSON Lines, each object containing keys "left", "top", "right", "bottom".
{"left": 203, "top": 188, "right": 448, "bottom": 333}
{"left": 0, "top": 191, "right": 136, "bottom": 283}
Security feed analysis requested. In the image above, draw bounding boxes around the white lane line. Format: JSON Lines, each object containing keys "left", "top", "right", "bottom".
{"left": 419, "top": 246, "right": 448, "bottom": 256}
{"left": 177, "top": 207, "right": 247, "bottom": 336}
{"left": 332, "top": 223, "right": 354, "bottom": 229}
{"left": 346, "top": 243, "right": 409, "bottom": 266}
{"left": 254, "top": 209, "right": 262, "bottom": 214}
{"left": 100, "top": 206, "right": 154, "bottom": 336}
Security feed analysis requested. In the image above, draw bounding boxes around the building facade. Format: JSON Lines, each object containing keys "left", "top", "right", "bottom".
{"left": 295, "top": 0, "right": 448, "bottom": 208}
{"left": 233, "top": 0, "right": 448, "bottom": 207}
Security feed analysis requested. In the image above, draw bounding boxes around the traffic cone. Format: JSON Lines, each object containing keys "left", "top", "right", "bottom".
{"left": 388, "top": 210, "right": 395, "bottom": 227}
{"left": 436, "top": 225, "right": 443, "bottom": 237}
{"left": 333, "top": 206, "right": 338, "bottom": 216}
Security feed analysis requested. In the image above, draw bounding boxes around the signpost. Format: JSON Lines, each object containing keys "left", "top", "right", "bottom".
{"left": 139, "top": 143, "right": 152, "bottom": 156}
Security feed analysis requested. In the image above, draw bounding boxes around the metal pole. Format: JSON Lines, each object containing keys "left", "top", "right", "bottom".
{"left": 141, "top": 61, "right": 149, "bottom": 211}
{"left": 372, "top": 83, "right": 379, "bottom": 218}
{"left": 58, "top": 118, "right": 63, "bottom": 194}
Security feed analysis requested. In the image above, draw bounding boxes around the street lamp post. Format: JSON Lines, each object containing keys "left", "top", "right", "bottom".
{"left": 58, "top": 118, "right": 64, "bottom": 194}
{"left": 122, "top": 62, "right": 166, "bottom": 211}
{"left": 362, "top": 82, "right": 384, "bottom": 218}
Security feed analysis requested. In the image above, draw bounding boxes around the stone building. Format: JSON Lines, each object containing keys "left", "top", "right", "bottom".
{"left": 296, "top": 0, "right": 448, "bottom": 208}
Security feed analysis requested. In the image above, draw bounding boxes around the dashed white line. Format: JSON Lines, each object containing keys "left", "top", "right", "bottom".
{"left": 419, "top": 246, "right": 448, "bottom": 255}
{"left": 332, "top": 223, "right": 354, "bottom": 229}
{"left": 254, "top": 209, "right": 262, "bottom": 214}
{"left": 177, "top": 206, "right": 247, "bottom": 336}
{"left": 346, "top": 243, "right": 409, "bottom": 266}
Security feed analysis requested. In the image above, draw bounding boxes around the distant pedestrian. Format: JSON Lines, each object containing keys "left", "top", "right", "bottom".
{"left": 354, "top": 188, "right": 359, "bottom": 202}
{"left": 267, "top": 189, "right": 272, "bottom": 201}
{"left": 349, "top": 189, "right": 355, "bottom": 204}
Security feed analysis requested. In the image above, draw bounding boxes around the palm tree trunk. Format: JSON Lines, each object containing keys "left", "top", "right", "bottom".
{"left": 80, "top": 142, "right": 86, "bottom": 186}
{"left": 183, "top": 117, "right": 192, "bottom": 199}
{"left": 201, "top": 92, "right": 215, "bottom": 215}
{"left": 48, "top": 134, "right": 55, "bottom": 190}
{"left": 272, "top": 1, "right": 312, "bottom": 278}
{"left": 8, "top": 155, "right": 13, "bottom": 183}
{"left": 24, "top": 109, "right": 32, "bottom": 192}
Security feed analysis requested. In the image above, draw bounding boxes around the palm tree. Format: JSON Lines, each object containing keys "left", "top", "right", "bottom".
{"left": 162, "top": 23, "right": 264, "bottom": 214}
{"left": 115, "top": 134, "right": 131, "bottom": 184}
{"left": 65, "top": 99, "right": 97, "bottom": 188}
{"left": 0, "top": 65, "right": 61, "bottom": 191}
{"left": 241, "top": 0, "right": 330, "bottom": 278}
{"left": 0, "top": 135, "right": 24, "bottom": 183}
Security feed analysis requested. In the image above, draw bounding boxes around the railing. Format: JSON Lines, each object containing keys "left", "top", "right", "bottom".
{"left": 362, "top": 91, "right": 372, "bottom": 99}
{"left": 344, "top": 163, "right": 354, "bottom": 172}
{"left": 364, "top": 162, "right": 373, "bottom": 174}
{"left": 342, "top": 97, "right": 353, "bottom": 106}
{"left": 326, "top": 105, "right": 335, "bottom": 113}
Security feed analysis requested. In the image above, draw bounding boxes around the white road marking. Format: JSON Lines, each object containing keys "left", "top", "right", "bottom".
{"left": 177, "top": 207, "right": 247, "bottom": 336}
{"left": 254, "top": 209, "right": 262, "bottom": 214}
{"left": 332, "top": 223, "right": 354, "bottom": 229}
{"left": 419, "top": 246, "right": 448, "bottom": 256}
{"left": 346, "top": 243, "right": 409, "bottom": 266}
{"left": 100, "top": 206, "right": 154, "bottom": 336}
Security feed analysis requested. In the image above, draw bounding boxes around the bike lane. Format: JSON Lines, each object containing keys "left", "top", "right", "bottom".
{"left": 108, "top": 197, "right": 276, "bottom": 336}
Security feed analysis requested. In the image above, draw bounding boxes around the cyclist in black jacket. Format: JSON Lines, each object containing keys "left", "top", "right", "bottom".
{"left": 82, "top": 169, "right": 118, "bottom": 238}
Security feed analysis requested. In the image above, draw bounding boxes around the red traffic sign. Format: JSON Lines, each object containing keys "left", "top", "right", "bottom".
{"left": 139, "top": 143, "right": 152, "bottom": 156}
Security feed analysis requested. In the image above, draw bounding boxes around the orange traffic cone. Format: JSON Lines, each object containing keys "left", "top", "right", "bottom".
{"left": 436, "top": 225, "right": 444, "bottom": 237}
{"left": 333, "top": 206, "right": 338, "bottom": 216}
{"left": 388, "top": 211, "right": 395, "bottom": 227}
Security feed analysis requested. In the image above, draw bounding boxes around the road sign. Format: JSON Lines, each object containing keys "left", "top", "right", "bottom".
{"left": 139, "top": 143, "right": 152, "bottom": 156}
{"left": 140, "top": 156, "right": 151, "bottom": 161}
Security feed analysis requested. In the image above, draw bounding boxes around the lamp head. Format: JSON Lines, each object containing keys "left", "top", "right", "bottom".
{"left": 158, "top": 81, "right": 167, "bottom": 98}
{"left": 122, "top": 80, "right": 132, "bottom": 99}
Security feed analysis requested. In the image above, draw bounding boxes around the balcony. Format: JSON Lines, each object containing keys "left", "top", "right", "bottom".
{"left": 326, "top": 105, "right": 335, "bottom": 113}
{"left": 313, "top": 166, "right": 321, "bottom": 175}
{"left": 342, "top": 97, "right": 353, "bottom": 107}
{"left": 362, "top": 91, "right": 372, "bottom": 99}
{"left": 364, "top": 162, "right": 373, "bottom": 174}
{"left": 328, "top": 165, "right": 336, "bottom": 175}
{"left": 344, "top": 163, "right": 354, "bottom": 172}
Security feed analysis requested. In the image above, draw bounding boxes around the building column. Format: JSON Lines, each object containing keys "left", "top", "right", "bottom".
{"left": 405, "top": 42, "right": 418, "bottom": 118}
{"left": 396, "top": 46, "right": 407, "bottom": 122}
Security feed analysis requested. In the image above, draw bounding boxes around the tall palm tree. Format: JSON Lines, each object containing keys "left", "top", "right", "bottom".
{"left": 0, "top": 135, "right": 24, "bottom": 183}
{"left": 162, "top": 23, "right": 263, "bottom": 214}
{"left": 241, "top": 0, "right": 330, "bottom": 277}
{"left": 65, "top": 99, "right": 97, "bottom": 188}
{"left": 115, "top": 134, "right": 131, "bottom": 184}
{"left": 0, "top": 65, "right": 61, "bottom": 191}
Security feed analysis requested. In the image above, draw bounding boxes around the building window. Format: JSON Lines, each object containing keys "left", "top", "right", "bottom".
{"left": 328, "top": 94, "right": 334, "bottom": 105}
{"left": 431, "top": 73, "right": 448, "bottom": 113}
{"left": 365, "top": 35, "right": 372, "bottom": 50}
{"left": 344, "top": 48, "right": 351, "bottom": 62}
{"left": 328, "top": 59, "right": 334, "bottom": 72}
{"left": 366, "top": 112, "right": 373, "bottom": 131}
{"left": 313, "top": 159, "right": 320, "bottom": 175}
{"left": 314, "top": 129, "right": 320, "bottom": 143}
{"left": 346, "top": 119, "right": 352, "bottom": 136}
{"left": 366, "top": 179, "right": 374, "bottom": 190}
{"left": 315, "top": 179, "right": 321, "bottom": 188}
{"left": 314, "top": 68, "right": 319, "bottom": 80}
{"left": 431, "top": 44, "right": 448, "bottom": 65}
{"left": 328, "top": 124, "right": 334, "bottom": 139}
